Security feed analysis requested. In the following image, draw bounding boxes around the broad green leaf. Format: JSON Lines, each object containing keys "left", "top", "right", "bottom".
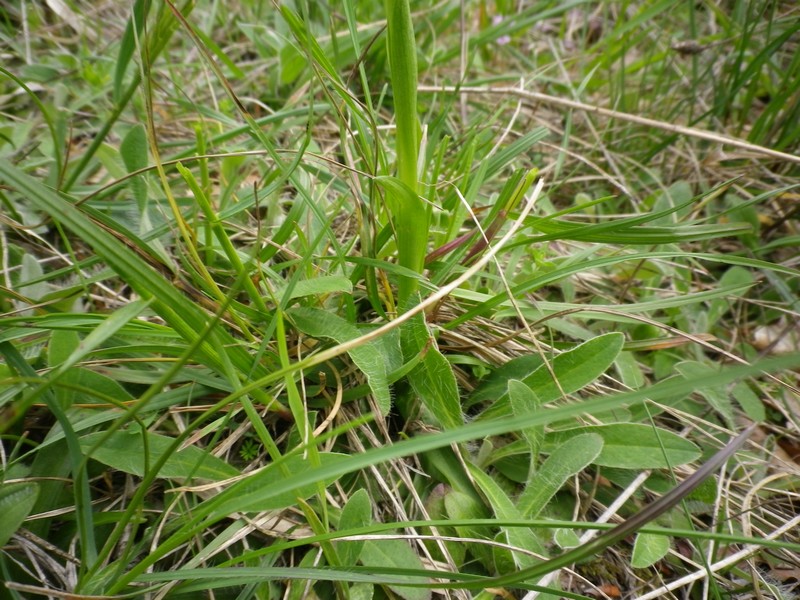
{"left": 44, "top": 299, "right": 150, "bottom": 396}
{"left": 707, "top": 267, "right": 753, "bottom": 328}
{"left": 350, "top": 583, "right": 374, "bottom": 600}
{"left": 79, "top": 429, "right": 239, "bottom": 481}
{"left": 652, "top": 181, "right": 693, "bottom": 225}
{"left": 120, "top": 124, "right": 148, "bottom": 173}
{"left": 688, "top": 476, "right": 719, "bottom": 504}
{"left": 375, "top": 328, "right": 404, "bottom": 375}
{"left": 422, "top": 485, "right": 466, "bottom": 566}
{"left": 467, "top": 464, "right": 545, "bottom": 571}
{"left": 48, "top": 329, "right": 80, "bottom": 369}
{"left": 48, "top": 329, "right": 81, "bottom": 407}
{"left": 553, "top": 528, "right": 580, "bottom": 549}
{"left": 490, "top": 446, "right": 534, "bottom": 483}
{"left": 95, "top": 143, "right": 128, "bottom": 181}
{"left": 517, "top": 433, "right": 603, "bottom": 519}
{"left": 615, "top": 351, "right": 645, "bottom": 389}
{"left": 468, "top": 354, "right": 543, "bottom": 408}
{"left": 444, "top": 488, "right": 492, "bottom": 568}
{"left": 43, "top": 311, "right": 137, "bottom": 409}
{"left": 631, "top": 532, "right": 670, "bottom": 568}
{"left": 120, "top": 124, "right": 148, "bottom": 210}
{"left": 546, "top": 424, "right": 700, "bottom": 469}
{"left": 508, "top": 379, "right": 544, "bottom": 464}
{"left": 337, "top": 488, "right": 372, "bottom": 566}
{"left": 2, "top": 340, "right": 98, "bottom": 558}
{"left": 34, "top": 385, "right": 214, "bottom": 452}
{"left": 676, "top": 361, "right": 735, "bottom": 427}
{"left": 361, "top": 539, "right": 431, "bottom": 600}
{"left": 401, "top": 310, "right": 462, "bottom": 429}
{"left": 480, "top": 333, "right": 624, "bottom": 420}
{"left": 0, "top": 482, "right": 39, "bottom": 546}
{"left": 17, "top": 253, "right": 47, "bottom": 306}
{"left": 419, "top": 447, "right": 479, "bottom": 502}
{"left": 731, "top": 382, "right": 765, "bottom": 422}
{"left": 207, "top": 453, "right": 349, "bottom": 517}
{"left": 46, "top": 367, "right": 133, "bottom": 412}
{"left": 278, "top": 276, "right": 353, "bottom": 300}
{"left": 60, "top": 368, "right": 134, "bottom": 403}
{"left": 289, "top": 307, "right": 391, "bottom": 415}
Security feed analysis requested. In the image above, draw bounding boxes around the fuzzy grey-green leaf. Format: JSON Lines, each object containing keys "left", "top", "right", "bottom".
{"left": 481, "top": 332, "right": 624, "bottom": 420}
{"left": 338, "top": 488, "right": 372, "bottom": 566}
{"left": 401, "top": 311, "right": 462, "bottom": 429}
{"left": 0, "top": 482, "right": 39, "bottom": 547}
{"left": 518, "top": 432, "right": 603, "bottom": 518}
{"left": 207, "top": 453, "right": 350, "bottom": 516}
{"left": 631, "top": 532, "right": 670, "bottom": 568}
{"left": 546, "top": 424, "right": 700, "bottom": 469}
{"left": 289, "top": 307, "right": 391, "bottom": 415}
{"left": 80, "top": 430, "right": 239, "bottom": 481}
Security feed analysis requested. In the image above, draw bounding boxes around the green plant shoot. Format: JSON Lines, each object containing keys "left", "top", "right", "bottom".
{"left": 385, "top": 0, "right": 428, "bottom": 305}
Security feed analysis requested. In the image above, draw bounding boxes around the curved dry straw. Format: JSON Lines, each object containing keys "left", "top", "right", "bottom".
{"left": 419, "top": 85, "right": 800, "bottom": 166}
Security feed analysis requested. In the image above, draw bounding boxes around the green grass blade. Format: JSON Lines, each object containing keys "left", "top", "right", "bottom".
{"left": 0, "top": 160, "right": 257, "bottom": 379}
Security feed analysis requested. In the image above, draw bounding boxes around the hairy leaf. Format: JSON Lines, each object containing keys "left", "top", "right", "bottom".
{"left": 80, "top": 429, "right": 239, "bottom": 481}
{"left": 546, "top": 424, "right": 700, "bottom": 468}
{"left": 0, "top": 482, "right": 39, "bottom": 546}
{"left": 480, "top": 333, "right": 624, "bottom": 420}
{"left": 289, "top": 307, "right": 391, "bottom": 415}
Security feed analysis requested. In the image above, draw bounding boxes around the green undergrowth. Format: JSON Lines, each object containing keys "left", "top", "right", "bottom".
{"left": 1, "top": 1, "right": 799, "bottom": 599}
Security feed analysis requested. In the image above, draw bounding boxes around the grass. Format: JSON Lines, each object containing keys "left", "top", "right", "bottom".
{"left": 1, "top": 1, "right": 799, "bottom": 599}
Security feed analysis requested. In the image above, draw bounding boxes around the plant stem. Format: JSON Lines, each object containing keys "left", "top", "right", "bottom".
{"left": 385, "top": 0, "right": 427, "bottom": 305}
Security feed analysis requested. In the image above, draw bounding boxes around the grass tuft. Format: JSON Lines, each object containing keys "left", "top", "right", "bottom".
{"left": 1, "top": 2, "right": 799, "bottom": 599}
